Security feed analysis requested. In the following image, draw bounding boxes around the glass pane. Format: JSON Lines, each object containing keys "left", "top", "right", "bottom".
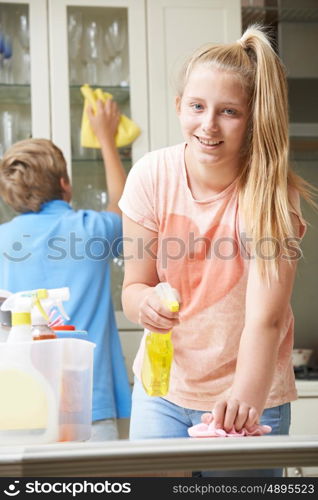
{"left": 67, "top": 6, "right": 129, "bottom": 87}
{"left": 0, "top": 3, "right": 31, "bottom": 223}
{"left": 67, "top": 6, "right": 131, "bottom": 310}
{"left": 0, "top": 2, "right": 30, "bottom": 85}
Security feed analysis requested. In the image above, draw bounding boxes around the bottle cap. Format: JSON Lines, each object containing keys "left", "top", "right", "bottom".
{"left": 155, "top": 282, "right": 180, "bottom": 312}
{"left": 52, "top": 325, "right": 76, "bottom": 331}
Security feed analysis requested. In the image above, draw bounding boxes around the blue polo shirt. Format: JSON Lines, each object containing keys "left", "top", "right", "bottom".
{"left": 0, "top": 200, "right": 131, "bottom": 420}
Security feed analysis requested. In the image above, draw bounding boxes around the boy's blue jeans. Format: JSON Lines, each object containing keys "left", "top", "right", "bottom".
{"left": 130, "top": 377, "right": 290, "bottom": 477}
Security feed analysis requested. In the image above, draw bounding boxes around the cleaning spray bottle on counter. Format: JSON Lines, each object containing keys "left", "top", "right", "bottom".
{"left": 0, "top": 288, "right": 61, "bottom": 443}
{"left": 141, "top": 282, "right": 179, "bottom": 397}
{"left": 31, "top": 287, "right": 70, "bottom": 340}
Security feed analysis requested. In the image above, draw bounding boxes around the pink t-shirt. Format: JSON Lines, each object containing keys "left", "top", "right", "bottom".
{"left": 119, "top": 142, "right": 306, "bottom": 411}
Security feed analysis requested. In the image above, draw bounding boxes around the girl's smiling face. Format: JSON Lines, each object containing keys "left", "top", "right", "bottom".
{"left": 176, "top": 66, "right": 250, "bottom": 171}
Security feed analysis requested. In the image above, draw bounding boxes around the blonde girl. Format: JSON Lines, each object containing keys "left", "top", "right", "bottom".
{"left": 118, "top": 25, "right": 313, "bottom": 477}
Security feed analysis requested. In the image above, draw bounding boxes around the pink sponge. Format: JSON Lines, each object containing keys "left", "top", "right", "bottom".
{"left": 188, "top": 413, "right": 272, "bottom": 438}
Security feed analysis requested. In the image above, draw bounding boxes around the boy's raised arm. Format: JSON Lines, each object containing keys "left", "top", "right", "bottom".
{"left": 87, "top": 99, "right": 126, "bottom": 215}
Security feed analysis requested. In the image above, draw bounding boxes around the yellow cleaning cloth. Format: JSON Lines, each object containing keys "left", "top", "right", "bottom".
{"left": 80, "top": 84, "right": 141, "bottom": 148}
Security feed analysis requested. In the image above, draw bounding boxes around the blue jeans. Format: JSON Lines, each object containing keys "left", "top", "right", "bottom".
{"left": 130, "top": 377, "right": 290, "bottom": 477}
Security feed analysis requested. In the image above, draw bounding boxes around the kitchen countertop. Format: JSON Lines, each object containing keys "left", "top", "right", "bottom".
{"left": 0, "top": 435, "right": 318, "bottom": 477}
{"left": 1, "top": 380, "right": 317, "bottom": 477}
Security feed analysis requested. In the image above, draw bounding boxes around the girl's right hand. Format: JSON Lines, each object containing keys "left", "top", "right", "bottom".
{"left": 212, "top": 398, "right": 260, "bottom": 432}
{"left": 138, "top": 287, "right": 180, "bottom": 333}
{"left": 87, "top": 98, "right": 120, "bottom": 144}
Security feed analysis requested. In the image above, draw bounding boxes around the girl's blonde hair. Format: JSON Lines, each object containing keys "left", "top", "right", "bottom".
{"left": 177, "top": 24, "right": 316, "bottom": 281}
{"left": 0, "top": 138, "right": 70, "bottom": 213}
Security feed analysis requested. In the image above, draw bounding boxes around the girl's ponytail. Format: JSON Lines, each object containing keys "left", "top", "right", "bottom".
{"left": 238, "top": 25, "right": 289, "bottom": 167}
{"left": 237, "top": 26, "right": 294, "bottom": 281}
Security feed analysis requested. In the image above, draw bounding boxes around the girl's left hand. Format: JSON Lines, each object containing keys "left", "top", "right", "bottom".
{"left": 212, "top": 398, "right": 260, "bottom": 432}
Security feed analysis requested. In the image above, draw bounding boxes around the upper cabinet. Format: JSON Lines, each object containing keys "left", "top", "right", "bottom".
{"left": 0, "top": 0, "right": 50, "bottom": 222}
{"left": 0, "top": 0, "right": 50, "bottom": 142}
{"left": 242, "top": 0, "right": 318, "bottom": 157}
{"left": 48, "top": 0, "right": 149, "bottom": 181}
{"left": 147, "top": 0, "right": 241, "bottom": 150}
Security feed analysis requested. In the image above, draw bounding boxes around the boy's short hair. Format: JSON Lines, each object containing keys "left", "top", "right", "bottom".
{"left": 0, "top": 138, "right": 70, "bottom": 213}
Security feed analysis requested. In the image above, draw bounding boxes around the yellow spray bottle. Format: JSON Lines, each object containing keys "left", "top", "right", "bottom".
{"left": 141, "top": 282, "right": 179, "bottom": 397}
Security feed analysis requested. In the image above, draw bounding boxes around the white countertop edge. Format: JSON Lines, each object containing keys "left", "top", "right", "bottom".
{"left": 0, "top": 435, "right": 318, "bottom": 476}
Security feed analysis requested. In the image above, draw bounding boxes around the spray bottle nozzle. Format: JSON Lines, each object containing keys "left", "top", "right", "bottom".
{"left": 1, "top": 287, "right": 71, "bottom": 328}
{"left": 31, "top": 289, "right": 49, "bottom": 322}
{"left": 155, "top": 282, "right": 180, "bottom": 312}
{"left": 47, "top": 288, "right": 70, "bottom": 321}
{"left": 1, "top": 287, "right": 71, "bottom": 343}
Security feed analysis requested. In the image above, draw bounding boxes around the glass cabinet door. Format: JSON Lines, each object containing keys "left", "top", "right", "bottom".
{"left": 67, "top": 5, "right": 132, "bottom": 212}
{"left": 49, "top": 0, "right": 148, "bottom": 310}
{"left": 0, "top": 0, "right": 50, "bottom": 223}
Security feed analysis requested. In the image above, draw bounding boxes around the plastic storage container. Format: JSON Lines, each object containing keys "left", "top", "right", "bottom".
{"left": 0, "top": 337, "right": 95, "bottom": 445}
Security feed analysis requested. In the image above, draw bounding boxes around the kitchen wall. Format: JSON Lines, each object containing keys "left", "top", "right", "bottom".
{"left": 292, "top": 159, "right": 318, "bottom": 363}
{"left": 241, "top": 1, "right": 318, "bottom": 364}
{"left": 277, "top": 0, "right": 318, "bottom": 363}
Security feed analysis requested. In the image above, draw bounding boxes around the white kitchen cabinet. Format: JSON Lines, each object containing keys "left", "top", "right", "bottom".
{"left": 286, "top": 381, "right": 318, "bottom": 477}
{"left": 0, "top": 0, "right": 50, "bottom": 139}
{"left": 0, "top": 0, "right": 50, "bottom": 221}
{"left": 48, "top": 0, "right": 149, "bottom": 172}
{"left": 147, "top": 0, "right": 241, "bottom": 150}
{"left": 0, "top": 0, "right": 241, "bottom": 310}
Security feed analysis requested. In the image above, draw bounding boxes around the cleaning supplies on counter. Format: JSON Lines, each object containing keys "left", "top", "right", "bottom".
{"left": 0, "top": 287, "right": 95, "bottom": 445}
{"left": 32, "top": 320, "right": 57, "bottom": 340}
{"left": 0, "top": 288, "right": 60, "bottom": 444}
{"left": 31, "top": 287, "right": 70, "bottom": 340}
{"left": 141, "top": 282, "right": 179, "bottom": 397}
{"left": 80, "top": 84, "right": 141, "bottom": 148}
{"left": 2, "top": 287, "right": 70, "bottom": 342}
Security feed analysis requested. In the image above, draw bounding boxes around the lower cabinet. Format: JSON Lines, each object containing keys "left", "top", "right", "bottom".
{"left": 286, "top": 381, "right": 318, "bottom": 477}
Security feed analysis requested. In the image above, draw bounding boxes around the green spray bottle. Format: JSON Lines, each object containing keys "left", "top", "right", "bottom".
{"left": 141, "top": 282, "right": 179, "bottom": 397}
